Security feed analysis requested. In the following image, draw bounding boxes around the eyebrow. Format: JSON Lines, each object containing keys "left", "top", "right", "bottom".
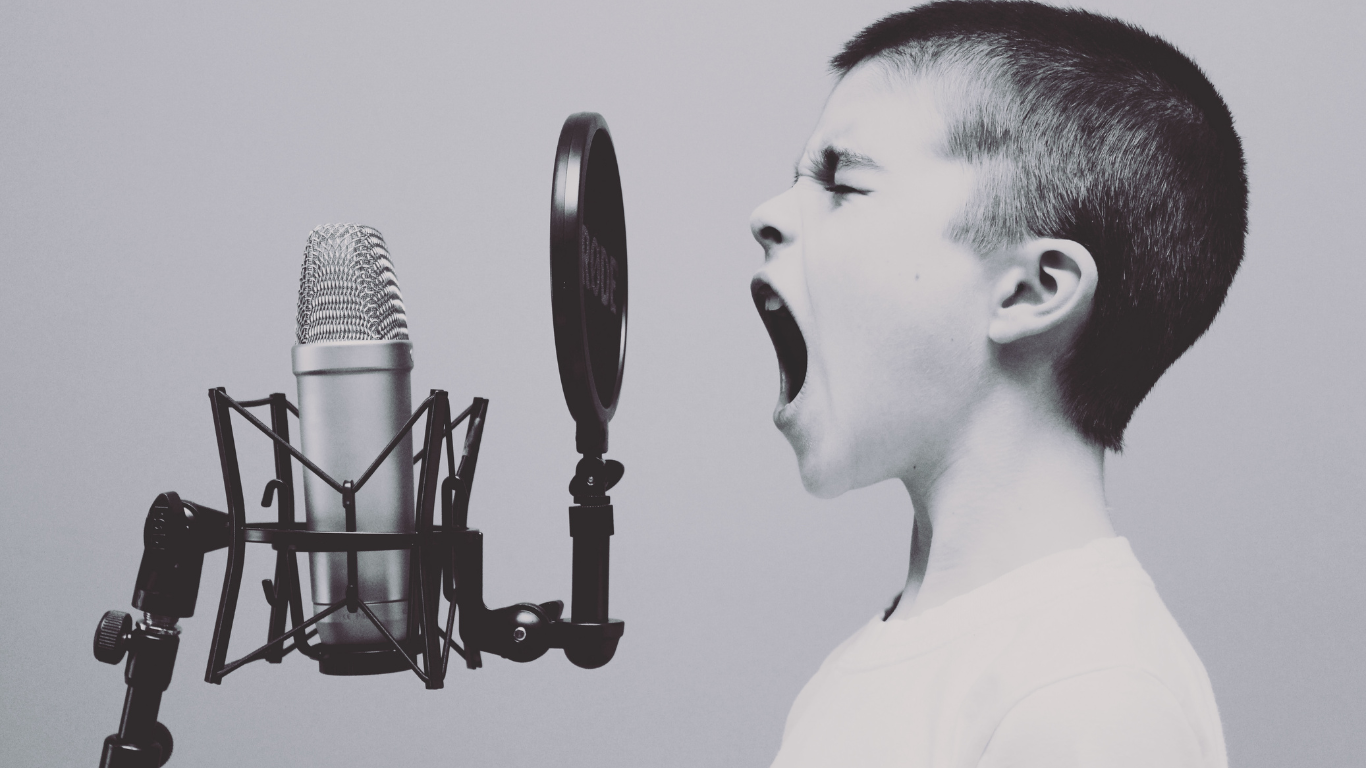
{"left": 794, "top": 145, "right": 882, "bottom": 184}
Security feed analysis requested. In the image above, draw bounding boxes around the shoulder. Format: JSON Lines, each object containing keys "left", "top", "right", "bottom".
{"left": 956, "top": 541, "right": 1226, "bottom": 766}
{"left": 983, "top": 539, "right": 1214, "bottom": 701}
{"left": 780, "top": 615, "right": 882, "bottom": 740}
{"left": 978, "top": 667, "right": 1210, "bottom": 768}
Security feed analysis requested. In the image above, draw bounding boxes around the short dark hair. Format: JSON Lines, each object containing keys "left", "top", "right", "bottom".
{"left": 833, "top": 1, "right": 1247, "bottom": 450}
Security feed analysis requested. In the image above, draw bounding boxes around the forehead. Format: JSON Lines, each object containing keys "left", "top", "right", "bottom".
{"left": 805, "top": 64, "right": 950, "bottom": 168}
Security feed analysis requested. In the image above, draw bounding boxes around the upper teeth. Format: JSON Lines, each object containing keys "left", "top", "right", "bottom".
{"left": 764, "top": 295, "right": 784, "bottom": 312}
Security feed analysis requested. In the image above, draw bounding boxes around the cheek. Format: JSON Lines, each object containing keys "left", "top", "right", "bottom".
{"left": 891, "top": 274, "right": 990, "bottom": 402}
{"left": 809, "top": 246, "right": 982, "bottom": 396}
{"left": 825, "top": 265, "right": 989, "bottom": 460}
{"left": 796, "top": 205, "right": 989, "bottom": 481}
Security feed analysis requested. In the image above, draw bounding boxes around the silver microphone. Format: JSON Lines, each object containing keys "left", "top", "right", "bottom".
{"left": 293, "top": 224, "right": 414, "bottom": 645}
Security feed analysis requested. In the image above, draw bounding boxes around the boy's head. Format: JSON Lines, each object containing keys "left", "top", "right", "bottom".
{"left": 750, "top": 0, "right": 1246, "bottom": 495}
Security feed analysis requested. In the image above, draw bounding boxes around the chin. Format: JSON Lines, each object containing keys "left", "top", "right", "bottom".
{"left": 800, "top": 469, "right": 851, "bottom": 499}
{"left": 788, "top": 432, "right": 859, "bottom": 499}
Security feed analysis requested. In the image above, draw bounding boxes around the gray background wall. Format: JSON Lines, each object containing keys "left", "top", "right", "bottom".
{"left": 1, "top": 1, "right": 1361, "bottom": 766}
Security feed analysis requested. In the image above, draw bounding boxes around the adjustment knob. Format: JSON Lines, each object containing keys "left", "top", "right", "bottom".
{"left": 94, "top": 610, "right": 132, "bottom": 664}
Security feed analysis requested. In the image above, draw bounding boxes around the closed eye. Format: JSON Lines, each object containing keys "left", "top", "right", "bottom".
{"left": 824, "top": 183, "right": 867, "bottom": 197}
{"left": 794, "top": 145, "right": 876, "bottom": 199}
{"left": 792, "top": 172, "right": 863, "bottom": 196}
{"left": 790, "top": 171, "right": 868, "bottom": 197}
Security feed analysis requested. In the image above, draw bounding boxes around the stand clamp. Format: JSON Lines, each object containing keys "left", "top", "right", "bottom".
{"left": 93, "top": 492, "right": 229, "bottom": 768}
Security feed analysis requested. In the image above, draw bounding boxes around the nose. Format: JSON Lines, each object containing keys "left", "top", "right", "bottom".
{"left": 749, "top": 188, "right": 798, "bottom": 258}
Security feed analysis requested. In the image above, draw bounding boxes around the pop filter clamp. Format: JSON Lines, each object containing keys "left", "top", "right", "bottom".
{"left": 90, "top": 113, "right": 629, "bottom": 767}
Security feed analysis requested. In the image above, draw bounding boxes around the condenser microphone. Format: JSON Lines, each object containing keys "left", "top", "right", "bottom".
{"left": 293, "top": 224, "right": 414, "bottom": 646}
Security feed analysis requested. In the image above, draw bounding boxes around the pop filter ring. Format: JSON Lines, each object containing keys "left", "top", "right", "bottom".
{"left": 551, "top": 112, "right": 628, "bottom": 456}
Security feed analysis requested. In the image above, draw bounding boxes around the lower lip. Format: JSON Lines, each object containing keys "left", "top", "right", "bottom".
{"left": 774, "top": 385, "right": 807, "bottom": 430}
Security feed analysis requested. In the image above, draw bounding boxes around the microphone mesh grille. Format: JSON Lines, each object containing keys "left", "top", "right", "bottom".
{"left": 296, "top": 224, "right": 410, "bottom": 344}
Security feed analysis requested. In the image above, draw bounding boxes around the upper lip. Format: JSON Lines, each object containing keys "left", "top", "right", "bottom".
{"left": 751, "top": 277, "right": 808, "bottom": 406}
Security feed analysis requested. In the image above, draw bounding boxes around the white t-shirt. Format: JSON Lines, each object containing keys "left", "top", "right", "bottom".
{"left": 770, "top": 537, "right": 1226, "bottom": 768}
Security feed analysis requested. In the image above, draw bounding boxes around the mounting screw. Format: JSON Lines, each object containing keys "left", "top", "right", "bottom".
{"left": 512, "top": 627, "right": 528, "bottom": 642}
{"left": 94, "top": 610, "right": 133, "bottom": 664}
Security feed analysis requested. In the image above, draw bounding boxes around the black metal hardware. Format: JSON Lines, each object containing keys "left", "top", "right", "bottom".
{"left": 94, "top": 110, "right": 633, "bottom": 765}
{"left": 96, "top": 385, "right": 625, "bottom": 765}
{"left": 98, "top": 613, "right": 179, "bottom": 767}
{"left": 95, "top": 491, "right": 229, "bottom": 767}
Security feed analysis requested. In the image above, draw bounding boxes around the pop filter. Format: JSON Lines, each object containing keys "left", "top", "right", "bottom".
{"left": 551, "top": 112, "right": 627, "bottom": 457}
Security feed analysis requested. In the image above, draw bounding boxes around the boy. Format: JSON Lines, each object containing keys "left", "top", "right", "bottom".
{"left": 749, "top": 2, "right": 1245, "bottom": 766}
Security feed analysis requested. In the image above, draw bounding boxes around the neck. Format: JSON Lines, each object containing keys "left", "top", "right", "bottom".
{"left": 889, "top": 385, "right": 1112, "bottom": 620}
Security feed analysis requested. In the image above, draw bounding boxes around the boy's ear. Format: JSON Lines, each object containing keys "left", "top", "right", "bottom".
{"left": 987, "top": 238, "right": 1097, "bottom": 346}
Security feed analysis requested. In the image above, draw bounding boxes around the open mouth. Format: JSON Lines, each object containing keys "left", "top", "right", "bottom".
{"left": 751, "top": 278, "right": 808, "bottom": 404}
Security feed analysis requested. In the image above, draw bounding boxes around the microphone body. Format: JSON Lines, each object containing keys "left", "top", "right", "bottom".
{"left": 293, "top": 223, "right": 414, "bottom": 646}
{"left": 294, "top": 341, "right": 414, "bottom": 644}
